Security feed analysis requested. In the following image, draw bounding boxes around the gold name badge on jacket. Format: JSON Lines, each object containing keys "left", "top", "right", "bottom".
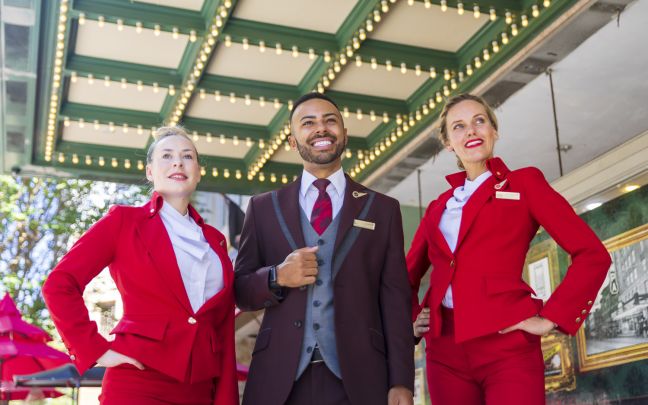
{"left": 353, "top": 219, "right": 376, "bottom": 230}
{"left": 495, "top": 191, "right": 520, "bottom": 200}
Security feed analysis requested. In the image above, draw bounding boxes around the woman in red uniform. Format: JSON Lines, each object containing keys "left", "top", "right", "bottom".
{"left": 43, "top": 127, "right": 238, "bottom": 405}
{"left": 407, "top": 94, "right": 611, "bottom": 404}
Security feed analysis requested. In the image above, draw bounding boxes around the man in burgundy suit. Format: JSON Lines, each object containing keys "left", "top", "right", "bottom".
{"left": 235, "top": 93, "right": 414, "bottom": 405}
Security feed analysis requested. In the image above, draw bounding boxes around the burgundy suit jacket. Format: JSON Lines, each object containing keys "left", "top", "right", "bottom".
{"left": 234, "top": 175, "right": 414, "bottom": 405}
{"left": 407, "top": 158, "right": 611, "bottom": 342}
{"left": 43, "top": 193, "right": 238, "bottom": 405}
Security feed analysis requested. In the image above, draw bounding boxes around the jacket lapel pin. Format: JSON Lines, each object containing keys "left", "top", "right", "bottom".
{"left": 494, "top": 179, "right": 508, "bottom": 190}
{"left": 352, "top": 191, "right": 367, "bottom": 198}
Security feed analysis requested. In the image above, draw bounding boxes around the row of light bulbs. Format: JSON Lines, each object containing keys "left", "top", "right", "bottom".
{"left": 69, "top": 71, "right": 177, "bottom": 94}
{"left": 249, "top": 0, "right": 397, "bottom": 177}
{"left": 169, "top": 2, "right": 235, "bottom": 126}
{"left": 350, "top": 0, "right": 552, "bottom": 179}
{"left": 78, "top": 13, "right": 197, "bottom": 42}
{"left": 54, "top": 152, "right": 296, "bottom": 184}
{"left": 44, "top": 0, "right": 70, "bottom": 162}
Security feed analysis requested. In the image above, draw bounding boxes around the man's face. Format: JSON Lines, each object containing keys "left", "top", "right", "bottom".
{"left": 289, "top": 98, "right": 347, "bottom": 166}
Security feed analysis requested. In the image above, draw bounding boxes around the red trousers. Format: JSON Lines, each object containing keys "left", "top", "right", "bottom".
{"left": 424, "top": 308, "right": 545, "bottom": 405}
{"left": 99, "top": 364, "right": 215, "bottom": 405}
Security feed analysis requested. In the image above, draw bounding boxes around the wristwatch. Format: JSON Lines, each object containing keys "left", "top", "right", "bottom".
{"left": 268, "top": 265, "right": 281, "bottom": 291}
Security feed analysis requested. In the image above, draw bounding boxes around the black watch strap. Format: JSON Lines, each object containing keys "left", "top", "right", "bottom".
{"left": 268, "top": 265, "right": 281, "bottom": 291}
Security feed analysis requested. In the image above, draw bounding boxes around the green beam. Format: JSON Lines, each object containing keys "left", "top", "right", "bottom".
{"left": 71, "top": 0, "right": 206, "bottom": 34}
{"left": 222, "top": 18, "right": 339, "bottom": 52}
{"left": 325, "top": 90, "right": 409, "bottom": 117}
{"left": 357, "top": 39, "right": 457, "bottom": 71}
{"left": 66, "top": 55, "right": 182, "bottom": 87}
{"left": 181, "top": 117, "right": 268, "bottom": 141}
{"left": 412, "top": 0, "right": 524, "bottom": 14}
{"left": 60, "top": 103, "right": 161, "bottom": 127}
{"left": 199, "top": 75, "right": 300, "bottom": 102}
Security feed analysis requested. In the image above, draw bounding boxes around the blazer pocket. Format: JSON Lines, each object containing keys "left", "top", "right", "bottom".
{"left": 252, "top": 328, "right": 271, "bottom": 355}
{"left": 486, "top": 276, "right": 536, "bottom": 296}
{"left": 110, "top": 318, "right": 169, "bottom": 341}
{"left": 369, "top": 328, "right": 386, "bottom": 355}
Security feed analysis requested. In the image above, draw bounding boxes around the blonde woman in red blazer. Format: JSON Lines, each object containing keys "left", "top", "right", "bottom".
{"left": 42, "top": 127, "right": 238, "bottom": 405}
{"left": 407, "top": 94, "right": 611, "bottom": 405}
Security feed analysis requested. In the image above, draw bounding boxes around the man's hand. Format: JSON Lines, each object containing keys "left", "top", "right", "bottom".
{"left": 388, "top": 386, "right": 413, "bottom": 405}
{"left": 97, "top": 349, "right": 144, "bottom": 369}
{"left": 499, "top": 316, "right": 556, "bottom": 336}
{"left": 276, "top": 246, "right": 319, "bottom": 288}
{"left": 413, "top": 308, "right": 430, "bottom": 338}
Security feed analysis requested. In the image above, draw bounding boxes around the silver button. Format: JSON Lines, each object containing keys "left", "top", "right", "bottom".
{"left": 188, "top": 317, "right": 197, "bottom": 325}
{"left": 149, "top": 208, "right": 155, "bottom": 214}
{"left": 70, "top": 354, "right": 76, "bottom": 360}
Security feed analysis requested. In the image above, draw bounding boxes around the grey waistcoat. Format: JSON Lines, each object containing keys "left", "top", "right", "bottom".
{"left": 295, "top": 208, "right": 342, "bottom": 379}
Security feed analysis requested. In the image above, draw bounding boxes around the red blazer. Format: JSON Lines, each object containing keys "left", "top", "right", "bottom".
{"left": 42, "top": 193, "right": 238, "bottom": 405}
{"left": 407, "top": 158, "right": 611, "bottom": 343}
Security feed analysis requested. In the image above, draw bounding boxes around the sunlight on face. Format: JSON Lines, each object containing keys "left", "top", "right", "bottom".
{"left": 146, "top": 135, "right": 201, "bottom": 200}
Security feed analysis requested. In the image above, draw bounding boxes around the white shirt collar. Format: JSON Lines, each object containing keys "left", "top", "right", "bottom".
{"left": 463, "top": 170, "right": 492, "bottom": 193}
{"left": 300, "top": 167, "right": 346, "bottom": 198}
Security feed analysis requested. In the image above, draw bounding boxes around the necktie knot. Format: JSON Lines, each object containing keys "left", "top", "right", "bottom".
{"left": 313, "top": 178, "right": 330, "bottom": 193}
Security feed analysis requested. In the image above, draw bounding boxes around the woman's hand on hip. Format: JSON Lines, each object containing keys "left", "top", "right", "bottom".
{"left": 97, "top": 349, "right": 145, "bottom": 369}
{"left": 413, "top": 308, "right": 430, "bottom": 338}
{"left": 499, "top": 316, "right": 556, "bottom": 336}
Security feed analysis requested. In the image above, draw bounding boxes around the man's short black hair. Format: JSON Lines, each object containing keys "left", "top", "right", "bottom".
{"left": 289, "top": 92, "right": 340, "bottom": 122}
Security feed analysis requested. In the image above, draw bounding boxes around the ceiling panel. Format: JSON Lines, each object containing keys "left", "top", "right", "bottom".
{"left": 330, "top": 63, "right": 428, "bottom": 99}
{"left": 74, "top": 20, "right": 189, "bottom": 69}
{"left": 62, "top": 122, "right": 151, "bottom": 149}
{"left": 134, "top": 0, "right": 205, "bottom": 11}
{"left": 195, "top": 136, "right": 251, "bottom": 159}
{"left": 187, "top": 94, "right": 282, "bottom": 126}
{"left": 233, "top": 0, "right": 359, "bottom": 34}
{"left": 67, "top": 77, "right": 168, "bottom": 113}
{"left": 207, "top": 42, "right": 317, "bottom": 86}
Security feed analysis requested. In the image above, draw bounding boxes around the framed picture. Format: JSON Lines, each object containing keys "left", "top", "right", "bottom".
{"left": 542, "top": 332, "right": 576, "bottom": 392}
{"left": 524, "top": 239, "right": 560, "bottom": 301}
{"left": 576, "top": 223, "right": 648, "bottom": 371}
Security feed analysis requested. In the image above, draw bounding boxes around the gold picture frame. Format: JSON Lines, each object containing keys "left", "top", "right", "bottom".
{"left": 542, "top": 332, "right": 577, "bottom": 392}
{"left": 524, "top": 239, "right": 560, "bottom": 302}
{"left": 524, "top": 239, "right": 576, "bottom": 392}
{"left": 576, "top": 223, "right": 648, "bottom": 372}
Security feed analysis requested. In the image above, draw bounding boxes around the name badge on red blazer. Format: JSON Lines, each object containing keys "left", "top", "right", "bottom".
{"left": 495, "top": 191, "right": 520, "bottom": 200}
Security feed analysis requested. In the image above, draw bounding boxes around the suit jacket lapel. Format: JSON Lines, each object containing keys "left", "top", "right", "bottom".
{"left": 455, "top": 175, "right": 496, "bottom": 251}
{"left": 278, "top": 178, "right": 306, "bottom": 249}
{"left": 197, "top": 225, "right": 233, "bottom": 314}
{"left": 136, "top": 207, "right": 193, "bottom": 314}
{"left": 333, "top": 176, "right": 368, "bottom": 254}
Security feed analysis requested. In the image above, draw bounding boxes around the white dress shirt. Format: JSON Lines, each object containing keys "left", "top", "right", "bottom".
{"left": 299, "top": 167, "right": 346, "bottom": 221}
{"left": 439, "top": 170, "right": 492, "bottom": 308}
{"left": 159, "top": 202, "right": 224, "bottom": 313}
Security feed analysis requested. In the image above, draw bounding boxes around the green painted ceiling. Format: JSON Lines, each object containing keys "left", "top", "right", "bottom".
{"left": 25, "top": 0, "right": 579, "bottom": 194}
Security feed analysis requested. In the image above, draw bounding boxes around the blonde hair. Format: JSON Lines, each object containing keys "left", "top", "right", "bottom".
{"left": 146, "top": 126, "right": 197, "bottom": 163}
{"left": 438, "top": 94, "right": 498, "bottom": 169}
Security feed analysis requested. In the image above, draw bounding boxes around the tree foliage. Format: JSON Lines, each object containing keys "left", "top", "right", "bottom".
{"left": 0, "top": 175, "right": 146, "bottom": 332}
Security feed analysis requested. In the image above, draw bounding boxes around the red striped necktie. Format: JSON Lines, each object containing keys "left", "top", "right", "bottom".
{"left": 310, "top": 179, "right": 332, "bottom": 235}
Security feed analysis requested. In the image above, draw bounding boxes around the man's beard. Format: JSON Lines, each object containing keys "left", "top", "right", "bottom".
{"left": 294, "top": 135, "right": 345, "bottom": 165}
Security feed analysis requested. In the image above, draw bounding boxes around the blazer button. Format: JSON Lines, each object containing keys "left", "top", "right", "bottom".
{"left": 450, "top": 259, "right": 455, "bottom": 267}
{"left": 149, "top": 208, "right": 155, "bottom": 214}
{"left": 581, "top": 309, "right": 587, "bottom": 315}
{"left": 264, "top": 300, "right": 272, "bottom": 307}
{"left": 587, "top": 300, "right": 593, "bottom": 305}
{"left": 70, "top": 354, "right": 76, "bottom": 361}
{"left": 188, "top": 317, "right": 197, "bottom": 325}
{"left": 294, "top": 320, "right": 303, "bottom": 328}
{"left": 575, "top": 317, "right": 581, "bottom": 323}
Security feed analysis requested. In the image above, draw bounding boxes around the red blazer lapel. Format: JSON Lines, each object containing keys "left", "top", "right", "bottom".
{"left": 333, "top": 175, "right": 369, "bottom": 254}
{"left": 136, "top": 203, "right": 193, "bottom": 314}
{"left": 198, "top": 224, "right": 234, "bottom": 314}
{"left": 455, "top": 175, "right": 496, "bottom": 252}
{"left": 277, "top": 177, "right": 307, "bottom": 249}
{"left": 428, "top": 191, "right": 455, "bottom": 258}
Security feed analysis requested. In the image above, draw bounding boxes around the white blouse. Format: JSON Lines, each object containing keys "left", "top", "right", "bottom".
{"left": 159, "top": 202, "right": 223, "bottom": 313}
{"left": 439, "top": 171, "right": 492, "bottom": 308}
